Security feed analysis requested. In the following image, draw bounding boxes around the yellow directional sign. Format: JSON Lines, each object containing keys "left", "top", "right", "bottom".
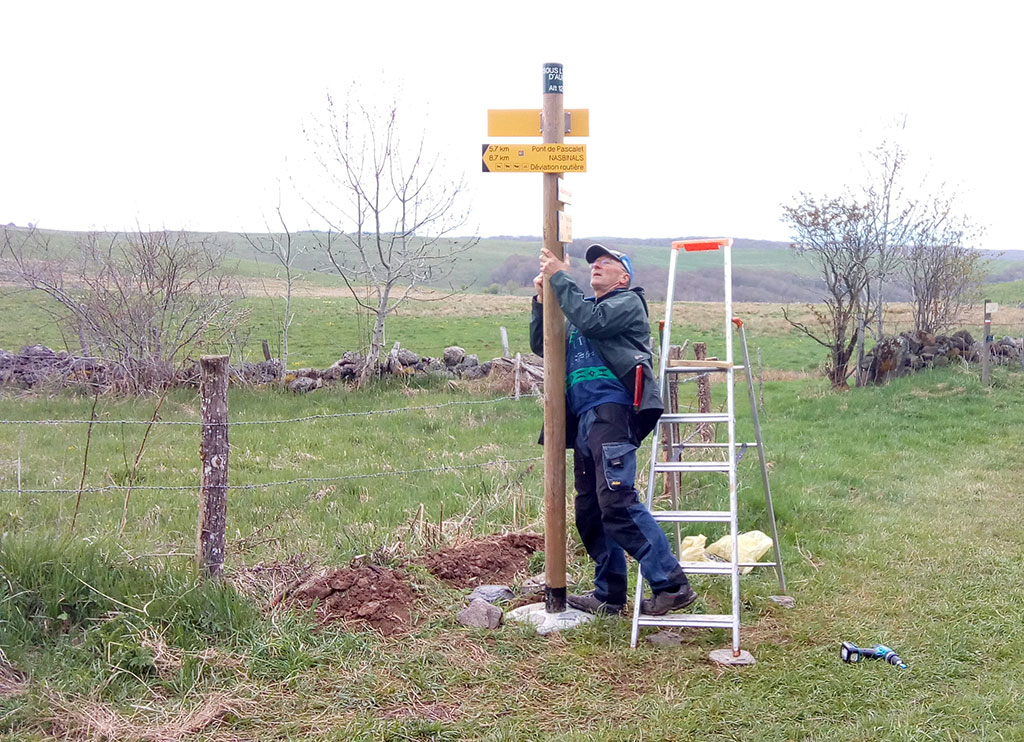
{"left": 482, "top": 144, "right": 587, "bottom": 173}
{"left": 488, "top": 109, "right": 589, "bottom": 137}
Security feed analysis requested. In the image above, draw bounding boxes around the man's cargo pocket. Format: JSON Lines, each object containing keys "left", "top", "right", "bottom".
{"left": 601, "top": 442, "right": 637, "bottom": 491}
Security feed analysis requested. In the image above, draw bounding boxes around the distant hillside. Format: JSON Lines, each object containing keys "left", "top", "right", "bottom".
{"left": 5, "top": 225, "right": 1024, "bottom": 304}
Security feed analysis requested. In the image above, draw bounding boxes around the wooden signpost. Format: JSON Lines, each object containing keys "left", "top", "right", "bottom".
{"left": 482, "top": 64, "right": 588, "bottom": 613}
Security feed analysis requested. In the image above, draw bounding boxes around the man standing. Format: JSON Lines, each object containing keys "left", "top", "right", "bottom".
{"left": 530, "top": 243, "right": 697, "bottom": 616}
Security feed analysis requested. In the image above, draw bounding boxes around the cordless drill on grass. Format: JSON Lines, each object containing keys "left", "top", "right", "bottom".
{"left": 841, "top": 641, "right": 908, "bottom": 669}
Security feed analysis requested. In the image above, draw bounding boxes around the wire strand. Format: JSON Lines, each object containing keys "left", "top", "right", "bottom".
{"left": 0, "top": 456, "right": 544, "bottom": 495}
{"left": 0, "top": 393, "right": 541, "bottom": 427}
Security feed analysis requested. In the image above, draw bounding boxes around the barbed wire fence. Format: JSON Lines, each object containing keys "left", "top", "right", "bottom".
{"left": 0, "top": 346, "right": 728, "bottom": 575}
{"left": 0, "top": 357, "right": 562, "bottom": 574}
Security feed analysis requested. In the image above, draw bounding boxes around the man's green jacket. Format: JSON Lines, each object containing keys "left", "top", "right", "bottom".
{"left": 530, "top": 270, "right": 664, "bottom": 448}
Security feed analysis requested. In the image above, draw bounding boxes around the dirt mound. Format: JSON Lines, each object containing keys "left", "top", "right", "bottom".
{"left": 286, "top": 565, "right": 416, "bottom": 636}
{"left": 420, "top": 533, "right": 544, "bottom": 588}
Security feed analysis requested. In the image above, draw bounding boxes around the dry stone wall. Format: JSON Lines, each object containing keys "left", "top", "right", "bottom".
{"left": 0, "top": 343, "right": 517, "bottom": 393}
{"left": 862, "top": 329, "right": 1022, "bottom": 384}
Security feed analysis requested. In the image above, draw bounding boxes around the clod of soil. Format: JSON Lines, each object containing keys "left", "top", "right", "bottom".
{"left": 420, "top": 533, "right": 544, "bottom": 588}
{"left": 286, "top": 565, "right": 416, "bottom": 636}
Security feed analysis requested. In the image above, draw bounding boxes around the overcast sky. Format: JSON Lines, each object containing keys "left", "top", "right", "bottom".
{"left": 3, "top": 2, "right": 1021, "bottom": 250}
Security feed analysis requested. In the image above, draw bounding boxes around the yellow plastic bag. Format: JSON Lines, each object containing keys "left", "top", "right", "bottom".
{"left": 706, "top": 530, "right": 773, "bottom": 574}
{"left": 678, "top": 534, "right": 707, "bottom": 562}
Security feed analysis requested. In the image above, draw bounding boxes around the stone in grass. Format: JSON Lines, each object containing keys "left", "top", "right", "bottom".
{"left": 519, "top": 573, "right": 576, "bottom": 596}
{"left": 505, "top": 602, "right": 593, "bottom": 635}
{"left": 709, "top": 648, "right": 757, "bottom": 666}
{"left": 646, "top": 630, "right": 687, "bottom": 647}
{"left": 443, "top": 346, "right": 466, "bottom": 367}
{"left": 288, "top": 376, "right": 320, "bottom": 393}
{"left": 457, "top": 598, "right": 503, "bottom": 629}
{"left": 520, "top": 574, "right": 546, "bottom": 595}
{"left": 467, "top": 585, "right": 515, "bottom": 604}
{"left": 769, "top": 595, "right": 796, "bottom": 608}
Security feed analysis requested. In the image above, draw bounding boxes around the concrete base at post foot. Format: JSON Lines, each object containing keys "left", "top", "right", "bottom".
{"left": 505, "top": 602, "right": 594, "bottom": 635}
{"left": 709, "top": 648, "right": 757, "bottom": 666}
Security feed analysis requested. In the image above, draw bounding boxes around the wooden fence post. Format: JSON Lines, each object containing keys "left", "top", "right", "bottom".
{"left": 513, "top": 352, "right": 522, "bottom": 401}
{"left": 500, "top": 326, "right": 511, "bottom": 358}
{"left": 982, "top": 300, "right": 991, "bottom": 386}
{"left": 694, "top": 342, "right": 713, "bottom": 442}
{"left": 197, "top": 355, "right": 229, "bottom": 579}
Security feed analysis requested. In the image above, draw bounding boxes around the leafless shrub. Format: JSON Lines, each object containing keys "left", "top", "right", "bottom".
{"left": 1, "top": 226, "right": 247, "bottom": 392}
{"left": 904, "top": 197, "right": 986, "bottom": 334}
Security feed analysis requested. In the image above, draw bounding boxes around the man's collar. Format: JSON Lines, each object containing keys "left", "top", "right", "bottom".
{"left": 593, "top": 287, "right": 629, "bottom": 304}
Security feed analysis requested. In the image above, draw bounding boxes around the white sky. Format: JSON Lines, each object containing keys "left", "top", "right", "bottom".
{"left": 2, "top": 1, "right": 1021, "bottom": 249}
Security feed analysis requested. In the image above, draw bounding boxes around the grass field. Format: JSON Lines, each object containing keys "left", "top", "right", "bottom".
{"left": 3, "top": 244, "right": 1024, "bottom": 738}
{"left": 3, "top": 299, "right": 1024, "bottom": 739}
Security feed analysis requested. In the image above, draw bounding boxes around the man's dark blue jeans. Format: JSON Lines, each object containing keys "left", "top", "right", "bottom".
{"left": 572, "top": 402, "right": 689, "bottom": 605}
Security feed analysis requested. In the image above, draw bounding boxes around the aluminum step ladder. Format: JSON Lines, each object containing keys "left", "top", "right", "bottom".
{"left": 629, "top": 237, "right": 786, "bottom": 656}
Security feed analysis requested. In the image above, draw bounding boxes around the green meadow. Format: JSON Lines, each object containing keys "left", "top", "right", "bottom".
{"left": 2, "top": 227, "right": 1024, "bottom": 739}
{"left": 3, "top": 269, "right": 1024, "bottom": 739}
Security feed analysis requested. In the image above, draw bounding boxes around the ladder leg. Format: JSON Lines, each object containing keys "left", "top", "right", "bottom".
{"left": 633, "top": 247, "right": 680, "bottom": 649}
{"left": 736, "top": 322, "right": 786, "bottom": 593}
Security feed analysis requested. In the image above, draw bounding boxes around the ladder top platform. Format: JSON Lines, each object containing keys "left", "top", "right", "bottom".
{"left": 671, "top": 237, "right": 734, "bottom": 252}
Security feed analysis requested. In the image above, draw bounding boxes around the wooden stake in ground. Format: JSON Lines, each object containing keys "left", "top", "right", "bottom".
{"left": 982, "top": 300, "right": 992, "bottom": 385}
{"left": 541, "top": 62, "right": 567, "bottom": 613}
{"left": 694, "top": 342, "right": 713, "bottom": 442}
{"left": 198, "top": 355, "right": 229, "bottom": 579}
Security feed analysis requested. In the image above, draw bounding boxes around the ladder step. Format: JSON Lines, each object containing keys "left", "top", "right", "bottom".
{"left": 652, "top": 510, "right": 732, "bottom": 523}
{"left": 666, "top": 365, "right": 739, "bottom": 374}
{"left": 668, "top": 442, "right": 758, "bottom": 449}
{"left": 680, "top": 561, "right": 779, "bottom": 574}
{"left": 654, "top": 461, "right": 731, "bottom": 473}
{"left": 636, "top": 613, "right": 735, "bottom": 629}
{"left": 668, "top": 360, "right": 734, "bottom": 369}
{"left": 680, "top": 561, "right": 732, "bottom": 574}
{"left": 660, "top": 413, "right": 731, "bottom": 424}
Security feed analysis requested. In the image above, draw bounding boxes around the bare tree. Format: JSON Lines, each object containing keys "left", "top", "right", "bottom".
{"left": 1, "top": 225, "right": 245, "bottom": 391}
{"left": 860, "top": 136, "right": 918, "bottom": 338}
{"left": 904, "top": 197, "right": 985, "bottom": 334}
{"left": 781, "top": 194, "right": 876, "bottom": 389}
{"left": 244, "top": 205, "right": 306, "bottom": 378}
{"left": 303, "top": 92, "right": 477, "bottom": 386}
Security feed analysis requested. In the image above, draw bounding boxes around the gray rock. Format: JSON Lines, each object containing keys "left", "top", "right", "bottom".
{"left": 288, "top": 376, "right": 320, "bottom": 393}
{"left": 461, "top": 363, "right": 491, "bottom": 380}
{"left": 467, "top": 585, "right": 515, "bottom": 604}
{"left": 19, "top": 344, "right": 55, "bottom": 359}
{"left": 443, "top": 346, "right": 466, "bottom": 367}
{"left": 397, "top": 348, "right": 420, "bottom": 366}
{"left": 646, "top": 630, "right": 687, "bottom": 646}
{"left": 769, "top": 595, "right": 796, "bottom": 608}
{"left": 520, "top": 574, "right": 546, "bottom": 594}
{"left": 335, "top": 351, "right": 364, "bottom": 366}
{"left": 952, "top": 329, "right": 975, "bottom": 346}
{"left": 505, "top": 602, "right": 593, "bottom": 634}
{"left": 238, "top": 359, "right": 282, "bottom": 383}
{"left": 457, "top": 598, "right": 502, "bottom": 629}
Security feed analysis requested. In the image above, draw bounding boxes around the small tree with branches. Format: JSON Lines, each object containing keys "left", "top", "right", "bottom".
{"left": 244, "top": 205, "right": 307, "bottom": 377}
{"left": 1, "top": 226, "right": 244, "bottom": 392}
{"left": 303, "top": 92, "right": 477, "bottom": 386}
{"left": 904, "top": 198, "right": 985, "bottom": 334}
{"left": 781, "top": 194, "right": 877, "bottom": 389}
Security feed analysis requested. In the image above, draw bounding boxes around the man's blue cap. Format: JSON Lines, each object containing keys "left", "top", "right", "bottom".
{"left": 585, "top": 243, "right": 633, "bottom": 282}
